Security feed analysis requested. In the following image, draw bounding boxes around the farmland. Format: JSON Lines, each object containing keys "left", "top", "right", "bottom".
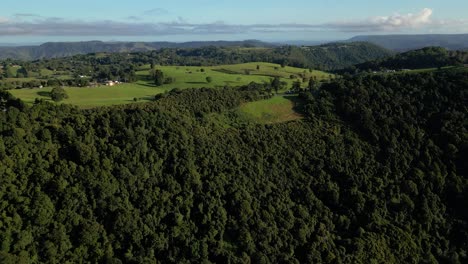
{"left": 10, "top": 62, "right": 331, "bottom": 108}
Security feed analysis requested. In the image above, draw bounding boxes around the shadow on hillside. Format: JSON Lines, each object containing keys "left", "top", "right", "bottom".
{"left": 212, "top": 69, "right": 239, "bottom": 74}
{"left": 186, "top": 82, "right": 208, "bottom": 84}
{"left": 138, "top": 83, "right": 160, "bottom": 88}
{"left": 37, "top": 91, "right": 51, "bottom": 98}
{"left": 126, "top": 95, "right": 156, "bottom": 102}
{"left": 281, "top": 94, "right": 305, "bottom": 115}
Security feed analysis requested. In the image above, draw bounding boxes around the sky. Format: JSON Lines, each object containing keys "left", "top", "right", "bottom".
{"left": 0, "top": 0, "right": 467, "bottom": 44}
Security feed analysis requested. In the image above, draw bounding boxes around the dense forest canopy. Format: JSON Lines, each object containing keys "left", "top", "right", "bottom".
{"left": 337, "top": 47, "right": 468, "bottom": 74}
{"left": 0, "top": 69, "right": 466, "bottom": 263}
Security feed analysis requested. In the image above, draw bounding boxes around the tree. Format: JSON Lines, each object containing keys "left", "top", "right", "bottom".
{"left": 4, "top": 66, "right": 15, "bottom": 78}
{"left": 256, "top": 65, "right": 260, "bottom": 70}
{"left": 206, "top": 76, "right": 213, "bottom": 83}
{"left": 50, "top": 87, "right": 68, "bottom": 102}
{"left": 271, "top": 77, "right": 280, "bottom": 94}
{"left": 308, "top": 78, "right": 316, "bottom": 92}
{"left": 17, "top": 67, "right": 29, "bottom": 78}
{"left": 292, "top": 81, "right": 301, "bottom": 92}
{"left": 151, "top": 69, "right": 164, "bottom": 86}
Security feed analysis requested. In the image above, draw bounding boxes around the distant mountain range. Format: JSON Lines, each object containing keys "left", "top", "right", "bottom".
{"left": 1, "top": 34, "right": 467, "bottom": 60}
{"left": 0, "top": 40, "right": 276, "bottom": 60}
{"left": 348, "top": 34, "right": 468, "bottom": 51}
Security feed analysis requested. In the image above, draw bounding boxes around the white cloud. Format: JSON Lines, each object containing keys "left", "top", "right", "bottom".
{"left": 325, "top": 8, "right": 434, "bottom": 32}
{"left": 375, "top": 8, "right": 433, "bottom": 28}
{"left": 0, "top": 8, "right": 465, "bottom": 36}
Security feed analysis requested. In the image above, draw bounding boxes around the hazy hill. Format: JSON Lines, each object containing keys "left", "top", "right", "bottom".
{"left": 349, "top": 34, "right": 468, "bottom": 51}
{"left": 0, "top": 40, "right": 275, "bottom": 60}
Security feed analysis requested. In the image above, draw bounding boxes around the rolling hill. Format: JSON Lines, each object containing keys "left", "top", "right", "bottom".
{"left": 0, "top": 41, "right": 392, "bottom": 71}
{"left": 0, "top": 40, "right": 275, "bottom": 60}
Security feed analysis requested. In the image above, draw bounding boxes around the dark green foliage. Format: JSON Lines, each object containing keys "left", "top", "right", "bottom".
{"left": 205, "top": 76, "right": 212, "bottom": 83}
{"left": 49, "top": 87, "right": 68, "bottom": 101}
{"left": 292, "top": 80, "right": 301, "bottom": 91}
{"left": 299, "top": 71, "right": 467, "bottom": 262}
{"left": 0, "top": 71, "right": 466, "bottom": 263}
{"left": 338, "top": 47, "right": 468, "bottom": 74}
{"left": 16, "top": 67, "right": 29, "bottom": 78}
{"left": 150, "top": 69, "right": 164, "bottom": 86}
{"left": 271, "top": 77, "right": 280, "bottom": 93}
{"left": 308, "top": 78, "right": 316, "bottom": 92}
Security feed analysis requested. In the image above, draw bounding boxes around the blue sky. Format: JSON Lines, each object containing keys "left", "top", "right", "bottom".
{"left": 1, "top": 0, "right": 467, "bottom": 43}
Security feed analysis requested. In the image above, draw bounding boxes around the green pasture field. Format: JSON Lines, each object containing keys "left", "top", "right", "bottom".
{"left": 237, "top": 95, "right": 303, "bottom": 124}
{"left": 10, "top": 63, "right": 332, "bottom": 108}
{"left": 212, "top": 62, "right": 332, "bottom": 80}
{"left": 9, "top": 83, "right": 162, "bottom": 108}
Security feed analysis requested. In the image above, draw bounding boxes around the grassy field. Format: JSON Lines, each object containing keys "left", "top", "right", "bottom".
{"left": 10, "top": 83, "right": 162, "bottom": 108}
{"left": 10, "top": 63, "right": 331, "bottom": 108}
{"left": 135, "top": 65, "right": 275, "bottom": 89}
{"left": 211, "top": 62, "right": 332, "bottom": 80}
{"left": 238, "top": 95, "right": 303, "bottom": 124}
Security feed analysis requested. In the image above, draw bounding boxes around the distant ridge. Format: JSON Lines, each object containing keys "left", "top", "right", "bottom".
{"left": 0, "top": 40, "right": 276, "bottom": 60}
{"left": 348, "top": 34, "right": 468, "bottom": 51}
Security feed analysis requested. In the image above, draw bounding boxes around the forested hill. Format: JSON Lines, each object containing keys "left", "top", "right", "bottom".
{"left": 0, "top": 40, "right": 275, "bottom": 60}
{"left": 0, "top": 42, "right": 392, "bottom": 72}
{"left": 0, "top": 70, "right": 466, "bottom": 263}
{"left": 349, "top": 34, "right": 468, "bottom": 51}
{"left": 337, "top": 47, "right": 468, "bottom": 73}
{"left": 272, "top": 42, "right": 393, "bottom": 70}
{"left": 142, "top": 42, "right": 392, "bottom": 70}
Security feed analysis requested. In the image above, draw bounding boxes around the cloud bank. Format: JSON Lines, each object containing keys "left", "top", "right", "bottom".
{"left": 0, "top": 8, "right": 465, "bottom": 37}
{"left": 326, "top": 8, "right": 434, "bottom": 32}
